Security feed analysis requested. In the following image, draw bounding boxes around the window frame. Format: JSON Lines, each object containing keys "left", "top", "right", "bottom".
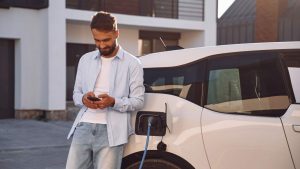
{"left": 203, "top": 49, "right": 297, "bottom": 117}
{"left": 143, "top": 58, "right": 207, "bottom": 106}
{"left": 279, "top": 49, "right": 300, "bottom": 104}
{"left": 143, "top": 49, "right": 299, "bottom": 117}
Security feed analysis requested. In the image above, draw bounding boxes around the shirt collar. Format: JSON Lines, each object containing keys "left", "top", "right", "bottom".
{"left": 93, "top": 46, "right": 124, "bottom": 60}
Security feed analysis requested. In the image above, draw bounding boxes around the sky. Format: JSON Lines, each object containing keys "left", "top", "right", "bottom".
{"left": 218, "top": 0, "right": 235, "bottom": 18}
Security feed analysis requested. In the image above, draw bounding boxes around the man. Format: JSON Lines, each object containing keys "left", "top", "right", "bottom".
{"left": 66, "top": 11, "right": 145, "bottom": 169}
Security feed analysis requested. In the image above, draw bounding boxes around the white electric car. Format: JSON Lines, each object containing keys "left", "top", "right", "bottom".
{"left": 121, "top": 42, "right": 300, "bottom": 169}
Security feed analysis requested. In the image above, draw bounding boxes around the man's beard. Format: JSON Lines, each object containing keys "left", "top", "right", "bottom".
{"left": 98, "top": 42, "right": 117, "bottom": 56}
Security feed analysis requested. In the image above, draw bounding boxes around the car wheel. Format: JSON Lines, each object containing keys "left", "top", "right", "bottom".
{"left": 122, "top": 150, "right": 194, "bottom": 169}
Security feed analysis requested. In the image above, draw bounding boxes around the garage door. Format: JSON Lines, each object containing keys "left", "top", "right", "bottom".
{"left": 0, "top": 39, "right": 14, "bottom": 119}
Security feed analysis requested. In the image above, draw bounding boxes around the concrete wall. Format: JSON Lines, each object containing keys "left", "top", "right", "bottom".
{"left": 118, "top": 28, "right": 139, "bottom": 56}
{"left": 0, "top": 7, "right": 48, "bottom": 110}
{"left": 47, "top": 0, "right": 66, "bottom": 110}
{"left": 179, "top": 31, "right": 205, "bottom": 48}
{"left": 67, "top": 23, "right": 94, "bottom": 44}
{"left": 203, "top": 0, "right": 217, "bottom": 46}
{"left": 0, "top": 0, "right": 66, "bottom": 112}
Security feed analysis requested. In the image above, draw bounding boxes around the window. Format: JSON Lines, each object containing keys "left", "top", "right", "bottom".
{"left": 138, "top": 30, "right": 180, "bottom": 56}
{"left": 140, "top": 0, "right": 178, "bottom": 19}
{"left": 282, "top": 50, "right": 300, "bottom": 68}
{"left": 66, "top": 0, "right": 103, "bottom": 11}
{"left": 205, "top": 51, "right": 290, "bottom": 117}
{"left": 281, "top": 50, "right": 300, "bottom": 103}
{"left": 66, "top": 0, "right": 139, "bottom": 15}
{"left": 0, "top": 0, "right": 10, "bottom": 8}
{"left": 3, "top": 0, "right": 49, "bottom": 9}
{"left": 66, "top": 43, "right": 95, "bottom": 101}
{"left": 144, "top": 60, "right": 206, "bottom": 106}
{"left": 207, "top": 68, "right": 242, "bottom": 105}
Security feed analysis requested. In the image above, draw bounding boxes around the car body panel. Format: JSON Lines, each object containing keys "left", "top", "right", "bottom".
{"left": 201, "top": 108, "right": 294, "bottom": 169}
{"left": 288, "top": 67, "right": 300, "bottom": 103}
{"left": 281, "top": 104, "right": 300, "bottom": 169}
{"left": 123, "top": 93, "right": 210, "bottom": 169}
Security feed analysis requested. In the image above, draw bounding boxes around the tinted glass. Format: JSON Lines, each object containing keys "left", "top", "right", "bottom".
{"left": 282, "top": 50, "right": 300, "bottom": 103}
{"left": 282, "top": 50, "right": 300, "bottom": 68}
{"left": 205, "top": 51, "right": 290, "bottom": 117}
{"left": 10, "top": 0, "right": 48, "bottom": 9}
{"left": 144, "top": 60, "right": 206, "bottom": 106}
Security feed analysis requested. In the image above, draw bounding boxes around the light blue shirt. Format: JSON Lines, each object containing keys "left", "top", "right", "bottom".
{"left": 67, "top": 47, "right": 145, "bottom": 146}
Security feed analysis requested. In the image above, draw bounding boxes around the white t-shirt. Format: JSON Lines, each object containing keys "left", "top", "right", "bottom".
{"left": 80, "top": 56, "right": 115, "bottom": 124}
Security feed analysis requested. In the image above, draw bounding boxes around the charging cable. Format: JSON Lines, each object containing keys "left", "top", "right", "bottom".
{"left": 139, "top": 117, "right": 153, "bottom": 169}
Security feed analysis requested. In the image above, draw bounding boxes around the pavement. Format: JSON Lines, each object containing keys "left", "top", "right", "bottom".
{"left": 0, "top": 119, "right": 73, "bottom": 169}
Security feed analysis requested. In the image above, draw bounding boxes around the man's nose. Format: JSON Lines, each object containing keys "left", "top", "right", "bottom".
{"left": 98, "top": 42, "right": 106, "bottom": 49}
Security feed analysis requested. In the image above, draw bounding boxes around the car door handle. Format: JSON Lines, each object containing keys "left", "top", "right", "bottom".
{"left": 293, "top": 125, "right": 300, "bottom": 132}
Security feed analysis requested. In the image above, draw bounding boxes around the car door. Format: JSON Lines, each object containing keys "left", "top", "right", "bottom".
{"left": 201, "top": 51, "right": 294, "bottom": 169}
{"left": 281, "top": 50, "right": 300, "bottom": 169}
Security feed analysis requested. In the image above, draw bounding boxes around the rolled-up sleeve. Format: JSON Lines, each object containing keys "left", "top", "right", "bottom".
{"left": 113, "top": 61, "right": 145, "bottom": 112}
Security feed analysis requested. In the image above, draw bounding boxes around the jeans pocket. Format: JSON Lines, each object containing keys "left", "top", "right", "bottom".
{"left": 73, "top": 123, "right": 90, "bottom": 144}
{"left": 76, "top": 122, "right": 84, "bottom": 128}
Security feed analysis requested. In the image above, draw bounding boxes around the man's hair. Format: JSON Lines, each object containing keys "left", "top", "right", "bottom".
{"left": 90, "top": 11, "right": 117, "bottom": 32}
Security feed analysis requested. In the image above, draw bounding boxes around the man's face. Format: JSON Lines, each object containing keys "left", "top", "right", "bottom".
{"left": 91, "top": 29, "right": 119, "bottom": 57}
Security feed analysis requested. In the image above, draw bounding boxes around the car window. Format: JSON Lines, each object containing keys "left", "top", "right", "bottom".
{"left": 205, "top": 51, "right": 290, "bottom": 117}
{"left": 144, "top": 60, "right": 206, "bottom": 106}
{"left": 282, "top": 50, "right": 300, "bottom": 103}
{"left": 207, "top": 68, "right": 242, "bottom": 105}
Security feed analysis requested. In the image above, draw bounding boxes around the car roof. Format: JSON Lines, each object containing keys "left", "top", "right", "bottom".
{"left": 140, "top": 41, "right": 300, "bottom": 68}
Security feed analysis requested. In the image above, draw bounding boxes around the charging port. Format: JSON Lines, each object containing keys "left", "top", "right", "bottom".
{"left": 135, "top": 111, "right": 167, "bottom": 136}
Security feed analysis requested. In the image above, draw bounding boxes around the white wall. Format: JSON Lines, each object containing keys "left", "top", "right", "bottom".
{"left": 0, "top": 0, "right": 67, "bottom": 111}
{"left": 179, "top": 31, "right": 205, "bottom": 48}
{"left": 204, "top": 0, "right": 217, "bottom": 46}
{"left": 47, "top": 0, "right": 66, "bottom": 110}
{"left": 118, "top": 28, "right": 139, "bottom": 56}
{"left": 67, "top": 22, "right": 94, "bottom": 44}
{"left": 0, "top": 8, "right": 48, "bottom": 110}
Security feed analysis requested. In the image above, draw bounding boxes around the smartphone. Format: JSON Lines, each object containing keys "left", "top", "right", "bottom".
{"left": 87, "top": 96, "right": 101, "bottom": 101}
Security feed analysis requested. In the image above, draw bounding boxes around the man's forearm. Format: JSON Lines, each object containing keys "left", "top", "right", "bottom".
{"left": 113, "top": 96, "right": 144, "bottom": 112}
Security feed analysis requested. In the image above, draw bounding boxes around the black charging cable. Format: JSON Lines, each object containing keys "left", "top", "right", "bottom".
{"left": 139, "top": 116, "right": 153, "bottom": 169}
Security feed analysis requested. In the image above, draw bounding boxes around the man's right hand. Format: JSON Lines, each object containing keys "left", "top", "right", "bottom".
{"left": 82, "top": 92, "right": 99, "bottom": 109}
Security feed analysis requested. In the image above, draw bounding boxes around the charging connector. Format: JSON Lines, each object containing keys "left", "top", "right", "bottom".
{"left": 135, "top": 111, "right": 167, "bottom": 168}
{"left": 135, "top": 111, "right": 166, "bottom": 136}
{"left": 138, "top": 117, "right": 153, "bottom": 169}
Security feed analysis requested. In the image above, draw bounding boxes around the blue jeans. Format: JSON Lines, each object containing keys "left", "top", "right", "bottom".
{"left": 66, "top": 122, "right": 124, "bottom": 169}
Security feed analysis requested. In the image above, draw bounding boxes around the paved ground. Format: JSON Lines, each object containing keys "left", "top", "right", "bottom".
{"left": 0, "top": 119, "right": 73, "bottom": 169}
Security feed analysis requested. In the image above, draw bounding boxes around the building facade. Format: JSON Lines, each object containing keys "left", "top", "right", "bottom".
{"left": 217, "top": 0, "right": 300, "bottom": 45}
{"left": 0, "top": 0, "right": 217, "bottom": 120}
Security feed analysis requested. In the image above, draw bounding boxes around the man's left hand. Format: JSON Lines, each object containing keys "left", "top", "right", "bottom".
{"left": 96, "top": 94, "right": 115, "bottom": 109}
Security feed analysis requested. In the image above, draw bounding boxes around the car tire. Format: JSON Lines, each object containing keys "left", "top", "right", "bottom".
{"left": 121, "top": 150, "right": 194, "bottom": 169}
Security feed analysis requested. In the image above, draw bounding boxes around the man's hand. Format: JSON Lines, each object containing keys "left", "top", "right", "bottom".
{"left": 96, "top": 94, "right": 115, "bottom": 109}
{"left": 82, "top": 92, "right": 101, "bottom": 109}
